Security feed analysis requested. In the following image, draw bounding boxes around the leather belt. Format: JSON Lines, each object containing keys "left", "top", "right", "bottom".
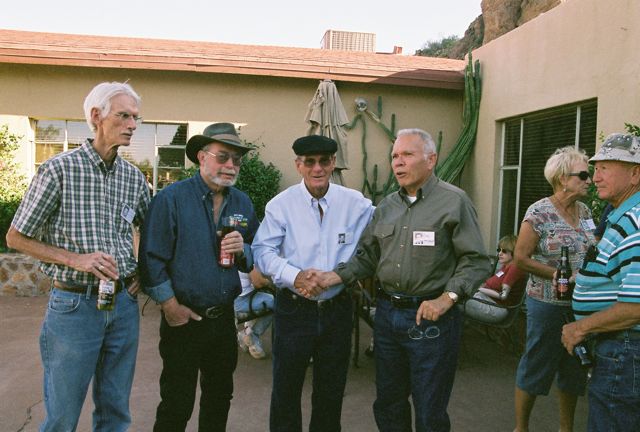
{"left": 284, "top": 288, "right": 349, "bottom": 309}
{"left": 377, "top": 288, "right": 442, "bottom": 309}
{"left": 53, "top": 273, "right": 136, "bottom": 295}
{"left": 598, "top": 329, "right": 640, "bottom": 341}
{"left": 190, "top": 304, "right": 232, "bottom": 319}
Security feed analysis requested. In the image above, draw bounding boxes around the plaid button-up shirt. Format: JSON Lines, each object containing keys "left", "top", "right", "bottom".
{"left": 12, "top": 139, "right": 151, "bottom": 286}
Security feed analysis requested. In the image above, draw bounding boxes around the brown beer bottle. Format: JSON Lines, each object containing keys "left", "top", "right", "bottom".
{"left": 97, "top": 279, "right": 116, "bottom": 311}
{"left": 218, "top": 216, "right": 237, "bottom": 268}
{"left": 556, "top": 246, "right": 571, "bottom": 301}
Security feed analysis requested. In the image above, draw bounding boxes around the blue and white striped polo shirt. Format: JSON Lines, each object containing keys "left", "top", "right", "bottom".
{"left": 573, "top": 191, "right": 640, "bottom": 331}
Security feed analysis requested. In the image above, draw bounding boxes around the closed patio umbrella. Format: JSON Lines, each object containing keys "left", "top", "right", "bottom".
{"left": 305, "top": 79, "right": 350, "bottom": 185}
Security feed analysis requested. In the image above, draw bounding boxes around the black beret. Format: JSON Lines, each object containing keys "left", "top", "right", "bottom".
{"left": 292, "top": 135, "right": 338, "bottom": 156}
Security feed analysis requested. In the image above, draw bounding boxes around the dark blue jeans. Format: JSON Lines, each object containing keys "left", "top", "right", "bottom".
{"left": 588, "top": 336, "right": 640, "bottom": 432}
{"left": 153, "top": 308, "right": 237, "bottom": 432}
{"left": 373, "top": 298, "right": 462, "bottom": 432}
{"left": 270, "top": 289, "right": 353, "bottom": 432}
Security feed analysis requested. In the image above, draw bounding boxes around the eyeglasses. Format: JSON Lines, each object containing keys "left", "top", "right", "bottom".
{"left": 112, "top": 112, "right": 143, "bottom": 124}
{"left": 496, "top": 248, "right": 512, "bottom": 254}
{"left": 299, "top": 156, "right": 333, "bottom": 168}
{"left": 203, "top": 150, "right": 242, "bottom": 166}
{"left": 407, "top": 324, "right": 441, "bottom": 340}
{"left": 568, "top": 171, "right": 590, "bottom": 181}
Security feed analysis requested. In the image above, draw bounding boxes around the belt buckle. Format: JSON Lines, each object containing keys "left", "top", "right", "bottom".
{"left": 204, "top": 306, "right": 224, "bottom": 319}
{"left": 391, "top": 295, "right": 405, "bottom": 308}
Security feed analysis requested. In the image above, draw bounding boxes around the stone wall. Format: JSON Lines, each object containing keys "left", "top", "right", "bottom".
{"left": 0, "top": 253, "right": 48, "bottom": 296}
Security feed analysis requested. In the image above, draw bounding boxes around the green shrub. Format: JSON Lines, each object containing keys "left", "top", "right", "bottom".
{"left": 179, "top": 143, "right": 282, "bottom": 220}
{"left": 0, "top": 125, "right": 28, "bottom": 251}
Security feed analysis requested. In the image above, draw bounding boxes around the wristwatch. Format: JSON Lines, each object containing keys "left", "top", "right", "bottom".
{"left": 445, "top": 291, "right": 459, "bottom": 303}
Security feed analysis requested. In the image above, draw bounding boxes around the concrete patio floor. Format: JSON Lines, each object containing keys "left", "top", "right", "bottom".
{"left": 0, "top": 295, "right": 588, "bottom": 431}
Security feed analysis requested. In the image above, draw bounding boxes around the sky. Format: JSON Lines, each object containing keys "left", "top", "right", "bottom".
{"left": 0, "top": 0, "right": 482, "bottom": 55}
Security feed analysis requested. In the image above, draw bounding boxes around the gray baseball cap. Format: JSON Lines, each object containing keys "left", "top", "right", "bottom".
{"left": 590, "top": 133, "right": 640, "bottom": 164}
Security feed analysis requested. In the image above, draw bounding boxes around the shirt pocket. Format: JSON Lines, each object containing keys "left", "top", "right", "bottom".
{"left": 374, "top": 224, "right": 395, "bottom": 249}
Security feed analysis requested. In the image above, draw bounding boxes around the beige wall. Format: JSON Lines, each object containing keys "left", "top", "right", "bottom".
{"left": 0, "top": 63, "right": 464, "bottom": 192}
{"left": 469, "top": 0, "right": 640, "bottom": 245}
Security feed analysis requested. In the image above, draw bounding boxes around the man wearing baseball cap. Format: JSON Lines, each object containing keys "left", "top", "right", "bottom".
{"left": 139, "top": 123, "right": 259, "bottom": 431}
{"left": 252, "top": 135, "right": 374, "bottom": 431}
{"left": 562, "top": 133, "right": 640, "bottom": 431}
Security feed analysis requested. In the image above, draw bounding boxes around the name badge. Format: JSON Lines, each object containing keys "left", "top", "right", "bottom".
{"left": 496, "top": 270, "right": 505, "bottom": 277}
{"left": 413, "top": 231, "right": 435, "bottom": 246}
{"left": 338, "top": 232, "right": 353, "bottom": 245}
{"left": 121, "top": 205, "right": 135, "bottom": 224}
{"left": 581, "top": 218, "right": 596, "bottom": 231}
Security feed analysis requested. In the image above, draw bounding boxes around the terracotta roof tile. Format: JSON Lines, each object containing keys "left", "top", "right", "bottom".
{"left": 0, "top": 29, "right": 466, "bottom": 89}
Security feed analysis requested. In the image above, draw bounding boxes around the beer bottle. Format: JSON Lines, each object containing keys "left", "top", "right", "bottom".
{"left": 97, "top": 279, "right": 116, "bottom": 311}
{"left": 556, "top": 246, "right": 571, "bottom": 301}
{"left": 563, "top": 312, "right": 592, "bottom": 368}
{"left": 218, "top": 216, "right": 237, "bottom": 268}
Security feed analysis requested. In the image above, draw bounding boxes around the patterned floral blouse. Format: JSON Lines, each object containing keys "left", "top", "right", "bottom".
{"left": 523, "top": 197, "right": 596, "bottom": 304}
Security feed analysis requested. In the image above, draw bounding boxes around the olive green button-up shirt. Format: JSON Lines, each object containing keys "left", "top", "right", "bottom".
{"left": 335, "top": 175, "right": 491, "bottom": 299}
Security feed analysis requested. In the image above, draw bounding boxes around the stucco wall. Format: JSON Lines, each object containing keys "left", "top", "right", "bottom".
{"left": 0, "top": 63, "right": 464, "bottom": 193}
{"left": 469, "top": 0, "right": 640, "bottom": 244}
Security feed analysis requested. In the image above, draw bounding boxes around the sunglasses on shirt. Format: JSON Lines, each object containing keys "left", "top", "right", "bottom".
{"left": 568, "top": 171, "right": 590, "bottom": 181}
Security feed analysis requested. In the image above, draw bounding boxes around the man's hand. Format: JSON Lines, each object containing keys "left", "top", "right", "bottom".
{"left": 562, "top": 321, "right": 587, "bottom": 354}
{"left": 294, "top": 269, "right": 324, "bottom": 298}
{"left": 220, "top": 231, "right": 245, "bottom": 255}
{"left": 161, "top": 297, "right": 202, "bottom": 327}
{"left": 416, "top": 294, "right": 455, "bottom": 324}
{"left": 69, "top": 251, "right": 119, "bottom": 281}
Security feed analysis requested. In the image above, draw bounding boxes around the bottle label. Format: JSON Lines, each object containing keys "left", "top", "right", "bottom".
{"left": 97, "top": 280, "right": 115, "bottom": 310}
{"left": 558, "top": 278, "right": 569, "bottom": 292}
{"left": 99, "top": 280, "right": 115, "bottom": 294}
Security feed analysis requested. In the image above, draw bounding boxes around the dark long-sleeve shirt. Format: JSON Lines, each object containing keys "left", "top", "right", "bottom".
{"left": 139, "top": 172, "right": 259, "bottom": 308}
{"left": 335, "top": 175, "right": 491, "bottom": 299}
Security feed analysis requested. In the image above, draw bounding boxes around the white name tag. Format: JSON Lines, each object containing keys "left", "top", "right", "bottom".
{"left": 121, "top": 205, "right": 135, "bottom": 224}
{"left": 496, "top": 270, "right": 505, "bottom": 277}
{"left": 413, "top": 231, "right": 435, "bottom": 246}
{"left": 338, "top": 232, "right": 353, "bottom": 245}
{"left": 581, "top": 218, "right": 596, "bottom": 231}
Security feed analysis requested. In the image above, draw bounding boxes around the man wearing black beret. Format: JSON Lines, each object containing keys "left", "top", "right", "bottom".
{"left": 252, "top": 135, "right": 375, "bottom": 431}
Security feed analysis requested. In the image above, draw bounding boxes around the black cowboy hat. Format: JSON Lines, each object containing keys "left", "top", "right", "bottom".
{"left": 186, "top": 123, "right": 251, "bottom": 164}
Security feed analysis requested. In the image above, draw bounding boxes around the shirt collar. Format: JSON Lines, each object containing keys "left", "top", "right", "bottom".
{"left": 82, "top": 138, "right": 121, "bottom": 171}
{"left": 398, "top": 174, "right": 438, "bottom": 203}
{"left": 298, "top": 180, "right": 333, "bottom": 207}
{"left": 607, "top": 190, "right": 640, "bottom": 225}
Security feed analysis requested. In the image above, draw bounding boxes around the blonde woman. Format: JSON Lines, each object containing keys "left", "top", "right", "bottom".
{"left": 513, "top": 147, "right": 596, "bottom": 432}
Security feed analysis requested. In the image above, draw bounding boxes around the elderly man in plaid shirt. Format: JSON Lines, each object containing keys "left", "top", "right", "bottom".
{"left": 6, "top": 81, "right": 150, "bottom": 431}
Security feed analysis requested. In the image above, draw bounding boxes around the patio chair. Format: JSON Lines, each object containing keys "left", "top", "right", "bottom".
{"left": 235, "top": 285, "right": 276, "bottom": 325}
{"left": 352, "top": 278, "right": 376, "bottom": 367}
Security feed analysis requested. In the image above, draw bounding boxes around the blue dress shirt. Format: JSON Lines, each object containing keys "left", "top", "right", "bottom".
{"left": 139, "top": 172, "right": 259, "bottom": 308}
{"left": 252, "top": 181, "right": 374, "bottom": 300}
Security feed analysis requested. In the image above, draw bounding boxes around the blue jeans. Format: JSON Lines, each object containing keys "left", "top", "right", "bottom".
{"left": 270, "top": 289, "right": 353, "bottom": 432}
{"left": 234, "top": 291, "right": 274, "bottom": 336}
{"left": 516, "top": 297, "right": 586, "bottom": 396}
{"left": 587, "top": 336, "right": 640, "bottom": 432}
{"left": 39, "top": 287, "right": 140, "bottom": 432}
{"left": 373, "top": 298, "right": 462, "bottom": 432}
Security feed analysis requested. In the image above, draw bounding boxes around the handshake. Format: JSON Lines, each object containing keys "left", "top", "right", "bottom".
{"left": 294, "top": 269, "right": 342, "bottom": 298}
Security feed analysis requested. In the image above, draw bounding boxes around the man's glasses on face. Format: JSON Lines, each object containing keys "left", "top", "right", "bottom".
{"left": 300, "top": 156, "right": 333, "bottom": 168}
{"left": 203, "top": 150, "right": 243, "bottom": 166}
{"left": 568, "top": 171, "right": 590, "bottom": 181}
{"left": 112, "top": 112, "right": 143, "bottom": 125}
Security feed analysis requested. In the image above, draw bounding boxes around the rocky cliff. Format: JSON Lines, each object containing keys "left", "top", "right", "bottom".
{"left": 443, "top": 0, "right": 561, "bottom": 58}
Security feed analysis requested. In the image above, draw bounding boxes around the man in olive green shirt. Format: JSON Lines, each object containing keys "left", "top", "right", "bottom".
{"left": 318, "top": 128, "right": 491, "bottom": 432}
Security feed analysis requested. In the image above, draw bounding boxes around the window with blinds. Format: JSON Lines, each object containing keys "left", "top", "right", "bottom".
{"left": 497, "top": 100, "right": 597, "bottom": 240}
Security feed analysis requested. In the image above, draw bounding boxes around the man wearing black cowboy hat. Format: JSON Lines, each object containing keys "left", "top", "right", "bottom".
{"left": 139, "top": 122, "right": 259, "bottom": 431}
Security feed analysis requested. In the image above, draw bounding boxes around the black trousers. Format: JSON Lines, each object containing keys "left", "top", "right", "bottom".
{"left": 154, "top": 309, "right": 238, "bottom": 432}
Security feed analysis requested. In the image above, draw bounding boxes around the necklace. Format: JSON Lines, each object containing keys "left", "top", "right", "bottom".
{"left": 550, "top": 195, "right": 579, "bottom": 227}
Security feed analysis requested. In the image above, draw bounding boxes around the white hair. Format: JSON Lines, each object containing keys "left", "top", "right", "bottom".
{"left": 83, "top": 82, "right": 141, "bottom": 132}
{"left": 396, "top": 128, "right": 437, "bottom": 156}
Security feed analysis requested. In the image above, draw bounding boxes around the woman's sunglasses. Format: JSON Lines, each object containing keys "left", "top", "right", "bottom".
{"left": 497, "top": 248, "right": 512, "bottom": 254}
{"left": 568, "top": 171, "right": 590, "bottom": 181}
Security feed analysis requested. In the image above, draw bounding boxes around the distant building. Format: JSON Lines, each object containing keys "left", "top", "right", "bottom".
{"left": 321, "top": 30, "right": 376, "bottom": 52}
